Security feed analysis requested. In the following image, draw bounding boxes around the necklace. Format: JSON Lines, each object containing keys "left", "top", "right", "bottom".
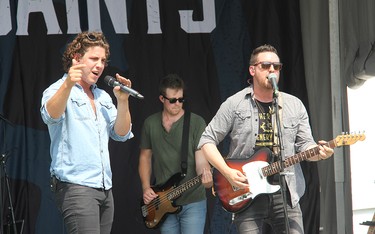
{"left": 254, "top": 99, "right": 266, "bottom": 113}
{"left": 254, "top": 98, "right": 262, "bottom": 111}
{"left": 254, "top": 98, "right": 275, "bottom": 115}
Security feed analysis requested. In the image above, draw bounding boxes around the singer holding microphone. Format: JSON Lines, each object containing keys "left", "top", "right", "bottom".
{"left": 40, "top": 31, "right": 133, "bottom": 234}
{"left": 198, "top": 44, "right": 334, "bottom": 233}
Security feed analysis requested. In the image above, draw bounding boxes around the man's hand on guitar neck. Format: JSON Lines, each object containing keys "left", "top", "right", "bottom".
{"left": 143, "top": 187, "right": 158, "bottom": 205}
{"left": 307, "top": 140, "right": 334, "bottom": 161}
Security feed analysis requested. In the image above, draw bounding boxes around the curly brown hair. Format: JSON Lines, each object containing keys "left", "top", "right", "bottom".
{"left": 62, "top": 31, "right": 110, "bottom": 72}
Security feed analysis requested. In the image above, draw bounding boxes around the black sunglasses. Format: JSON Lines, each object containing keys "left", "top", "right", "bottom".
{"left": 163, "top": 95, "right": 185, "bottom": 104}
{"left": 253, "top": 62, "right": 283, "bottom": 71}
{"left": 86, "top": 33, "right": 98, "bottom": 41}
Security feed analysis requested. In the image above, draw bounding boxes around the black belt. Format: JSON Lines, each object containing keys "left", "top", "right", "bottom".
{"left": 50, "top": 175, "right": 108, "bottom": 192}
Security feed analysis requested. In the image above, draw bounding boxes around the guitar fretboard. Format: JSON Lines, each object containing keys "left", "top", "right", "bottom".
{"left": 262, "top": 140, "right": 336, "bottom": 177}
{"left": 167, "top": 175, "right": 203, "bottom": 200}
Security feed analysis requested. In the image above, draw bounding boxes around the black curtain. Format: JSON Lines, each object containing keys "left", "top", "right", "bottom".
{"left": 0, "top": 0, "right": 319, "bottom": 233}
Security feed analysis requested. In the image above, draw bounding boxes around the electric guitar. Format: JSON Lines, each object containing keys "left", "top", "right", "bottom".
{"left": 213, "top": 133, "right": 365, "bottom": 213}
{"left": 141, "top": 170, "right": 209, "bottom": 229}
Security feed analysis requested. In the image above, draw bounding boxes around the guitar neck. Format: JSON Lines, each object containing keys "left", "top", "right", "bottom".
{"left": 262, "top": 140, "right": 337, "bottom": 177}
{"left": 167, "top": 174, "right": 203, "bottom": 200}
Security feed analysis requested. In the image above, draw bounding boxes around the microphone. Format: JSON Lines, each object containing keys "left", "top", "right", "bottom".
{"left": 267, "top": 73, "right": 279, "bottom": 97}
{"left": 104, "top": 76, "right": 144, "bottom": 99}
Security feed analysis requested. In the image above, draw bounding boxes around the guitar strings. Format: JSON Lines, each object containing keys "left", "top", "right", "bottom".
{"left": 144, "top": 134, "right": 365, "bottom": 214}
{"left": 145, "top": 168, "right": 215, "bottom": 212}
{"left": 144, "top": 174, "right": 204, "bottom": 212}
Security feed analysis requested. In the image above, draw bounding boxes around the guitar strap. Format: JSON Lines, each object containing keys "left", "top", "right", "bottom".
{"left": 180, "top": 107, "right": 191, "bottom": 178}
{"left": 272, "top": 93, "right": 283, "bottom": 156}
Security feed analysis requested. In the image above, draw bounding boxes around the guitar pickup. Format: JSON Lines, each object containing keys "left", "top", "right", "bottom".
{"left": 229, "top": 192, "right": 252, "bottom": 205}
{"left": 141, "top": 205, "right": 148, "bottom": 217}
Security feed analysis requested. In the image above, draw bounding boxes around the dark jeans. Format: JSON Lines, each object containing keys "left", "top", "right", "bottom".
{"left": 234, "top": 193, "right": 304, "bottom": 234}
{"left": 53, "top": 180, "right": 114, "bottom": 234}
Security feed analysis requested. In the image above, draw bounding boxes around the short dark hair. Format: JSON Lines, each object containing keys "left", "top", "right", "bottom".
{"left": 62, "top": 31, "right": 110, "bottom": 72}
{"left": 249, "top": 44, "right": 279, "bottom": 65}
{"left": 159, "top": 74, "right": 185, "bottom": 96}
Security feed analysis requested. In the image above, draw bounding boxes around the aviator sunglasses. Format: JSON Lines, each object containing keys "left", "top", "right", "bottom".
{"left": 162, "top": 95, "right": 185, "bottom": 104}
{"left": 253, "top": 62, "right": 283, "bottom": 71}
{"left": 85, "top": 33, "right": 108, "bottom": 44}
{"left": 86, "top": 33, "right": 97, "bottom": 41}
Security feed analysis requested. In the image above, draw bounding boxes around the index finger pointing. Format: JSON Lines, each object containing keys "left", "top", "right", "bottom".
{"left": 73, "top": 64, "right": 87, "bottom": 69}
{"left": 72, "top": 58, "right": 78, "bottom": 66}
{"left": 71, "top": 59, "right": 86, "bottom": 68}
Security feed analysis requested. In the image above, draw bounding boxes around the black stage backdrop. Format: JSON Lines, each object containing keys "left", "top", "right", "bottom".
{"left": 0, "top": 0, "right": 320, "bottom": 233}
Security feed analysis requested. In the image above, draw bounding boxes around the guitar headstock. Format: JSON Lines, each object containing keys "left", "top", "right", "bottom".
{"left": 334, "top": 133, "right": 366, "bottom": 147}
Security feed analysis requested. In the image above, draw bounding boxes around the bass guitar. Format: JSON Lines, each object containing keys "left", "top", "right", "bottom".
{"left": 141, "top": 170, "right": 209, "bottom": 229}
{"left": 213, "top": 133, "right": 365, "bottom": 213}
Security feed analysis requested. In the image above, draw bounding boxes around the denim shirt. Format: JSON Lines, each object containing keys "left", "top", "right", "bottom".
{"left": 198, "top": 86, "right": 316, "bottom": 207}
{"left": 40, "top": 75, "right": 133, "bottom": 190}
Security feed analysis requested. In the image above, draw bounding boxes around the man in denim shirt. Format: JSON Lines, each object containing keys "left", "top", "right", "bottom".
{"left": 198, "top": 44, "right": 334, "bottom": 234}
{"left": 40, "top": 31, "right": 133, "bottom": 234}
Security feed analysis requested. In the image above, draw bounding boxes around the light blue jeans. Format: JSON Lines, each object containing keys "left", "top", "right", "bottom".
{"left": 160, "top": 199, "right": 207, "bottom": 234}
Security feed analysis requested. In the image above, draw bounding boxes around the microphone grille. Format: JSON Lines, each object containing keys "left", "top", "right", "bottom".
{"left": 268, "top": 73, "right": 277, "bottom": 80}
{"left": 104, "top": 75, "right": 114, "bottom": 85}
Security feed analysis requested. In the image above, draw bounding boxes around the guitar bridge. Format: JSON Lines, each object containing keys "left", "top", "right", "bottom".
{"left": 229, "top": 192, "right": 252, "bottom": 205}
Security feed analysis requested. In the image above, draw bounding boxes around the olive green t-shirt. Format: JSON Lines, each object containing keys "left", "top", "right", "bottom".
{"left": 140, "top": 111, "right": 207, "bottom": 205}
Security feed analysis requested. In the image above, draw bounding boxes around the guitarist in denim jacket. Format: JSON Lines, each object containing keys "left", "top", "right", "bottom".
{"left": 139, "top": 74, "right": 213, "bottom": 233}
{"left": 198, "top": 44, "right": 334, "bottom": 234}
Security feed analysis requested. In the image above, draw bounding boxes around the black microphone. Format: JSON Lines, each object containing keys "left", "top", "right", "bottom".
{"left": 104, "top": 76, "right": 144, "bottom": 99}
{"left": 267, "top": 73, "right": 279, "bottom": 97}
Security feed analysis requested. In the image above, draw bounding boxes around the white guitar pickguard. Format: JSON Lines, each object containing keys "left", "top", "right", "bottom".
{"left": 242, "top": 161, "right": 280, "bottom": 197}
